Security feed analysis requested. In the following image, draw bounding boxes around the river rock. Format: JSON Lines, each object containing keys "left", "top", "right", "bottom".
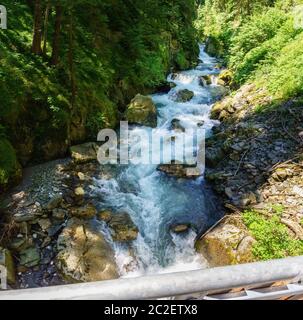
{"left": 199, "top": 75, "right": 212, "bottom": 86}
{"left": 19, "top": 246, "right": 40, "bottom": 268}
{"left": 195, "top": 217, "right": 255, "bottom": 267}
{"left": 38, "top": 218, "right": 52, "bottom": 231}
{"left": 272, "top": 168, "right": 293, "bottom": 181}
{"left": 74, "top": 187, "right": 85, "bottom": 197}
{"left": 9, "top": 237, "right": 32, "bottom": 253}
{"left": 97, "top": 210, "right": 113, "bottom": 223}
{"left": 108, "top": 213, "right": 139, "bottom": 242}
{"left": 125, "top": 94, "right": 157, "bottom": 128}
{"left": 74, "top": 187, "right": 85, "bottom": 204}
{"left": 239, "top": 192, "right": 258, "bottom": 207}
{"left": 70, "top": 142, "right": 98, "bottom": 164}
{"left": 13, "top": 211, "right": 42, "bottom": 224}
{"left": 206, "top": 146, "right": 224, "bottom": 168}
{"left": 158, "top": 164, "right": 187, "bottom": 177}
{"left": 0, "top": 248, "right": 16, "bottom": 285}
{"left": 171, "top": 119, "right": 186, "bottom": 132}
{"left": 52, "top": 208, "right": 67, "bottom": 221}
{"left": 70, "top": 204, "right": 97, "bottom": 220}
{"left": 175, "top": 89, "right": 194, "bottom": 102}
{"left": 77, "top": 172, "right": 85, "bottom": 181}
{"left": 211, "top": 99, "right": 230, "bottom": 119}
{"left": 45, "top": 194, "right": 63, "bottom": 211}
{"left": 171, "top": 224, "right": 190, "bottom": 234}
{"left": 56, "top": 218, "right": 119, "bottom": 282}
{"left": 209, "top": 85, "right": 229, "bottom": 101}
{"left": 217, "top": 69, "right": 232, "bottom": 87}
{"left": 156, "top": 81, "right": 176, "bottom": 93}
{"left": 13, "top": 202, "right": 44, "bottom": 223}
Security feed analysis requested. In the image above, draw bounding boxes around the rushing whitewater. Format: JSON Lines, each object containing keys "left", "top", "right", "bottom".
{"left": 92, "top": 45, "right": 224, "bottom": 277}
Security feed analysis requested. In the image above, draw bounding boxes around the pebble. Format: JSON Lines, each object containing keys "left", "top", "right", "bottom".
{"left": 74, "top": 187, "right": 85, "bottom": 197}
{"left": 77, "top": 172, "right": 85, "bottom": 181}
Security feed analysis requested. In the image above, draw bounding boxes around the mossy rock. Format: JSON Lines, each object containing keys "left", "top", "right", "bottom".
{"left": 175, "top": 89, "right": 194, "bottom": 102}
{"left": 108, "top": 213, "right": 139, "bottom": 242}
{"left": 211, "top": 97, "right": 233, "bottom": 120}
{"left": 56, "top": 218, "right": 119, "bottom": 283}
{"left": 70, "top": 142, "right": 98, "bottom": 164}
{"left": 199, "top": 75, "right": 212, "bottom": 86}
{"left": 0, "top": 139, "right": 22, "bottom": 192}
{"left": 125, "top": 94, "right": 157, "bottom": 128}
{"left": 70, "top": 204, "right": 97, "bottom": 220}
{"left": 195, "top": 217, "right": 255, "bottom": 267}
{"left": 217, "top": 69, "right": 233, "bottom": 87}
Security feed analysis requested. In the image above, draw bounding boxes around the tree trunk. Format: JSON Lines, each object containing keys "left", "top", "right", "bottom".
{"left": 51, "top": 5, "right": 62, "bottom": 65}
{"left": 68, "top": 13, "right": 76, "bottom": 108}
{"left": 32, "top": 0, "right": 43, "bottom": 55}
{"left": 42, "top": 2, "right": 51, "bottom": 57}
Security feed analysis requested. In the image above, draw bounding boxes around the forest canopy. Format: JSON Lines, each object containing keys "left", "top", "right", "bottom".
{"left": 0, "top": 0, "right": 198, "bottom": 190}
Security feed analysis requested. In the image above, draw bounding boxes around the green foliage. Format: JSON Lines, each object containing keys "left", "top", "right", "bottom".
{"left": 175, "top": 50, "right": 190, "bottom": 70}
{"left": 259, "top": 32, "right": 303, "bottom": 99}
{"left": 228, "top": 8, "right": 289, "bottom": 82}
{"left": 0, "top": 125, "right": 6, "bottom": 139}
{"left": 243, "top": 210, "right": 303, "bottom": 260}
{"left": 196, "top": 0, "right": 303, "bottom": 101}
{"left": 0, "top": 0, "right": 198, "bottom": 189}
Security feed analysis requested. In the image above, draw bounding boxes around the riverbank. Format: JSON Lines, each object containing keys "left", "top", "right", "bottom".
{"left": 196, "top": 83, "right": 303, "bottom": 266}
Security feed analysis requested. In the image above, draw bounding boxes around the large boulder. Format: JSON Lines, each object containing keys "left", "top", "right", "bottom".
{"left": 157, "top": 161, "right": 202, "bottom": 179}
{"left": 195, "top": 217, "right": 255, "bottom": 267}
{"left": 69, "top": 203, "right": 97, "bottom": 220}
{"left": 56, "top": 218, "right": 119, "bottom": 283}
{"left": 102, "top": 212, "right": 139, "bottom": 242}
{"left": 217, "top": 69, "right": 233, "bottom": 87}
{"left": 199, "top": 75, "right": 212, "bottom": 86}
{"left": 156, "top": 81, "right": 176, "bottom": 93}
{"left": 70, "top": 142, "right": 98, "bottom": 164}
{"left": 125, "top": 94, "right": 157, "bottom": 128}
{"left": 19, "top": 246, "right": 41, "bottom": 268}
{"left": 158, "top": 164, "right": 188, "bottom": 178}
{"left": 209, "top": 85, "right": 229, "bottom": 101}
{"left": 175, "top": 89, "right": 194, "bottom": 102}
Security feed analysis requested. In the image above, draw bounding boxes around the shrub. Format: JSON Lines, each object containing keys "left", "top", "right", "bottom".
{"left": 243, "top": 210, "right": 303, "bottom": 261}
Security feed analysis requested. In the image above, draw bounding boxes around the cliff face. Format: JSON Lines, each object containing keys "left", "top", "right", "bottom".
{"left": 0, "top": 0, "right": 199, "bottom": 191}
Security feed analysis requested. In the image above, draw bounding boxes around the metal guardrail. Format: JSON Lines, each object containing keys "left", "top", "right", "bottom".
{"left": 1, "top": 256, "right": 303, "bottom": 300}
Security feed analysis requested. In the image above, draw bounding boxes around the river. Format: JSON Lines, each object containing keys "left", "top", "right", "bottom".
{"left": 91, "top": 45, "right": 225, "bottom": 277}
